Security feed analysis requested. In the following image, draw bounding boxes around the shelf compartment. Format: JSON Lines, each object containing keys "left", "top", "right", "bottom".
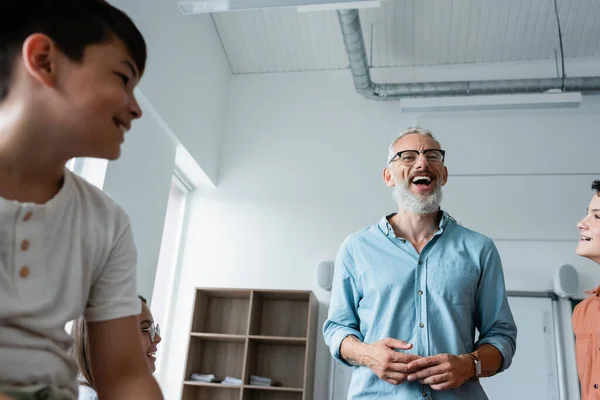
{"left": 244, "top": 339, "right": 306, "bottom": 390}
{"left": 249, "top": 291, "right": 309, "bottom": 338}
{"left": 182, "top": 384, "right": 241, "bottom": 400}
{"left": 184, "top": 336, "right": 246, "bottom": 384}
{"left": 191, "top": 289, "right": 251, "bottom": 335}
{"left": 242, "top": 389, "right": 302, "bottom": 400}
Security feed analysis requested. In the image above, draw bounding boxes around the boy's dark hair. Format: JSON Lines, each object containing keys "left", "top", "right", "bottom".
{"left": 0, "top": 0, "right": 146, "bottom": 101}
{"left": 592, "top": 180, "right": 600, "bottom": 195}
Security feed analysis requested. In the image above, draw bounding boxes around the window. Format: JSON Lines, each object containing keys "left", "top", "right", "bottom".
{"left": 65, "top": 158, "right": 84, "bottom": 175}
{"left": 64, "top": 157, "right": 109, "bottom": 336}
{"left": 152, "top": 170, "right": 193, "bottom": 376}
{"left": 65, "top": 157, "right": 108, "bottom": 190}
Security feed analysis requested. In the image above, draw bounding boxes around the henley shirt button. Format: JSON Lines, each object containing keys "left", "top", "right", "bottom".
{"left": 418, "top": 260, "right": 423, "bottom": 265}
{"left": 422, "top": 392, "right": 427, "bottom": 397}
{"left": 418, "top": 290, "right": 423, "bottom": 295}
{"left": 19, "top": 266, "right": 30, "bottom": 278}
{"left": 23, "top": 211, "right": 33, "bottom": 222}
{"left": 419, "top": 323, "right": 425, "bottom": 328}
{"left": 594, "top": 384, "right": 598, "bottom": 389}
{"left": 21, "top": 240, "right": 30, "bottom": 251}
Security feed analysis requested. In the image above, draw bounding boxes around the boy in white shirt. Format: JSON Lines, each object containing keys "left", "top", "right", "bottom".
{"left": 0, "top": 1, "right": 164, "bottom": 399}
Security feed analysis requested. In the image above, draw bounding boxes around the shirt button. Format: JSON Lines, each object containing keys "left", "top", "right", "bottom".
{"left": 418, "top": 260, "right": 423, "bottom": 265}
{"left": 23, "top": 211, "right": 33, "bottom": 222}
{"left": 21, "top": 240, "right": 30, "bottom": 251}
{"left": 594, "top": 384, "right": 598, "bottom": 389}
{"left": 418, "top": 290, "right": 423, "bottom": 295}
{"left": 422, "top": 392, "right": 428, "bottom": 397}
{"left": 19, "top": 266, "right": 30, "bottom": 279}
{"left": 419, "top": 323, "right": 425, "bottom": 328}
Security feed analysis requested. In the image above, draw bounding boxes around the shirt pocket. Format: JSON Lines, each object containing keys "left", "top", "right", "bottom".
{"left": 575, "top": 333, "right": 591, "bottom": 380}
{"left": 429, "top": 260, "right": 478, "bottom": 305}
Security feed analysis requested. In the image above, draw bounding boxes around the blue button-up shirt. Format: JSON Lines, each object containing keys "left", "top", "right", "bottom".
{"left": 323, "top": 212, "right": 517, "bottom": 399}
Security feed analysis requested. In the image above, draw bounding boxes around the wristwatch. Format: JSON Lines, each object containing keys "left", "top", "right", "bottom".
{"left": 465, "top": 353, "right": 482, "bottom": 378}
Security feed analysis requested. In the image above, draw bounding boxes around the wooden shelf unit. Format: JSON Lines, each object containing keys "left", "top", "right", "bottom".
{"left": 181, "top": 288, "right": 318, "bottom": 400}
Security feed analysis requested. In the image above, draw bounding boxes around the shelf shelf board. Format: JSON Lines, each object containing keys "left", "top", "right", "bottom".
{"left": 243, "top": 385, "right": 304, "bottom": 392}
{"left": 182, "top": 381, "right": 242, "bottom": 389}
{"left": 248, "top": 335, "right": 306, "bottom": 345}
{"left": 190, "top": 332, "right": 246, "bottom": 342}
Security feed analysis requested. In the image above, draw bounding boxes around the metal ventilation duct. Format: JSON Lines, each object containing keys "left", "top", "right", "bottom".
{"left": 337, "top": 9, "right": 600, "bottom": 101}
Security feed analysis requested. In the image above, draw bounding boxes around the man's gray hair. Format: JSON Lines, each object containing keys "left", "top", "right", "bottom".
{"left": 387, "top": 126, "right": 441, "bottom": 164}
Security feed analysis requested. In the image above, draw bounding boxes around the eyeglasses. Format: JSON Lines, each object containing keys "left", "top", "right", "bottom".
{"left": 141, "top": 323, "right": 160, "bottom": 343}
{"left": 388, "top": 149, "right": 446, "bottom": 166}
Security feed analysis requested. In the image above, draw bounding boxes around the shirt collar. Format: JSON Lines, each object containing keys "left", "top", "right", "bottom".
{"left": 378, "top": 210, "right": 451, "bottom": 238}
{"left": 585, "top": 284, "right": 600, "bottom": 297}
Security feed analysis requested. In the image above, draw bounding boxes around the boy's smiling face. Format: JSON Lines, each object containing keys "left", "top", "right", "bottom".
{"left": 52, "top": 37, "right": 143, "bottom": 160}
{"left": 18, "top": 33, "right": 143, "bottom": 161}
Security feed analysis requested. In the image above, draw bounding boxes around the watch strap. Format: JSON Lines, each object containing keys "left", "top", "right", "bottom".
{"left": 465, "top": 353, "right": 482, "bottom": 378}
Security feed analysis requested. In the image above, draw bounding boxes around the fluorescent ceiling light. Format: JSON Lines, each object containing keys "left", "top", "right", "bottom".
{"left": 399, "top": 92, "right": 583, "bottom": 113}
{"left": 297, "top": 0, "right": 380, "bottom": 12}
{"left": 179, "top": 0, "right": 380, "bottom": 14}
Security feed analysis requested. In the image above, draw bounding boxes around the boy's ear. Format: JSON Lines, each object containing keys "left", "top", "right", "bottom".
{"left": 21, "top": 33, "right": 59, "bottom": 88}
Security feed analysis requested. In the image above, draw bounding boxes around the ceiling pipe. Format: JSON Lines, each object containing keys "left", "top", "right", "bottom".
{"left": 337, "top": 9, "right": 600, "bottom": 101}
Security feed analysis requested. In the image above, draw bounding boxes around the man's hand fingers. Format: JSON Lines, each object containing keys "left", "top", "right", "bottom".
{"left": 406, "top": 354, "right": 446, "bottom": 372}
{"left": 381, "top": 360, "right": 411, "bottom": 373}
{"left": 419, "top": 372, "right": 450, "bottom": 385}
{"left": 407, "top": 365, "right": 446, "bottom": 381}
{"left": 383, "top": 337, "right": 413, "bottom": 351}
{"left": 389, "top": 350, "right": 422, "bottom": 364}
{"left": 383, "top": 372, "right": 408, "bottom": 383}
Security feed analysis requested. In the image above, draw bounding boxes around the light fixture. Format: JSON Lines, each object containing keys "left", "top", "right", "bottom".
{"left": 179, "top": 0, "right": 381, "bottom": 14}
{"left": 399, "top": 92, "right": 582, "bottom": 113}
{"left": 297, "top": 0, "right": 380, "bottom": 12}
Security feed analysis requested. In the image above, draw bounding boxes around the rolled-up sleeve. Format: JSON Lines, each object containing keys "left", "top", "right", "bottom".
{"left": 323, "top": 243, "right": 363, "bottom": 366}
{"left": 474, "top": 239, "right": 518, "bottom": 372}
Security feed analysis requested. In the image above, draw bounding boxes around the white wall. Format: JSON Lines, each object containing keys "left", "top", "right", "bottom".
{"left": 103, "top": 0, "right": 233, "bottom": 301}
{"left": 103, "top": 98, "right": 177, "bottom": 303}
{"left": 110, "top": 0, "right": 232, "bottom": 185}
{"left": 163, "top": 68, "right": 600, "bottom": 400}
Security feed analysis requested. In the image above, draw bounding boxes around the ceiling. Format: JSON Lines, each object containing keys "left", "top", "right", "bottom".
{"left": 210, "top": 0, "right": 600, "bottom": 74}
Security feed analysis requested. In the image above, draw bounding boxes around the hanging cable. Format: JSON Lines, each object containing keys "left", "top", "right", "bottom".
{"left": 553, "top": 0, "right": 566, "bottom": 91}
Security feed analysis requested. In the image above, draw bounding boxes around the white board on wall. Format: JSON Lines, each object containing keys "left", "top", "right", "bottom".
{"left": 330, "top": 292, "right": 566, "bottom": 400}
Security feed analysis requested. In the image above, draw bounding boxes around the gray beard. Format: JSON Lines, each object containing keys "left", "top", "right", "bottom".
{"left": 392, "top": 178, "right": 443, "bottom": 215}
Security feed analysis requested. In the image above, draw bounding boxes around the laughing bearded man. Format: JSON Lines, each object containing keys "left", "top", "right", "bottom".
{"left": 323, "top": 126, "right": 517, "bottom": 400}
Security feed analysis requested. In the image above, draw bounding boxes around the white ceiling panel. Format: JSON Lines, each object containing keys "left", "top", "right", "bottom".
{"left": 209, "top": 0, "right": 600, "bottom": 74}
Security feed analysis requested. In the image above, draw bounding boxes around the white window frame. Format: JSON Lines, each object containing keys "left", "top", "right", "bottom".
{"left": 65, "top": 158, "right": 85, "bottom": 176}
{"left": 153, "top": 168, "right": 194, "bottom": 377}
{"left": 65, "top": 157, "right": 108, "bottom": 190}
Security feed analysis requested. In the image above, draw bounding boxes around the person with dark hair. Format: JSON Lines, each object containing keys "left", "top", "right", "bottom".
{"left": 573, "top": 180, "right": 600, "bottom": 400}
{"left": 0, "top": 0, "right": 163, "bottom": 399}
{"left": 69, "top": 296, "right": 162, "bottom": 400}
